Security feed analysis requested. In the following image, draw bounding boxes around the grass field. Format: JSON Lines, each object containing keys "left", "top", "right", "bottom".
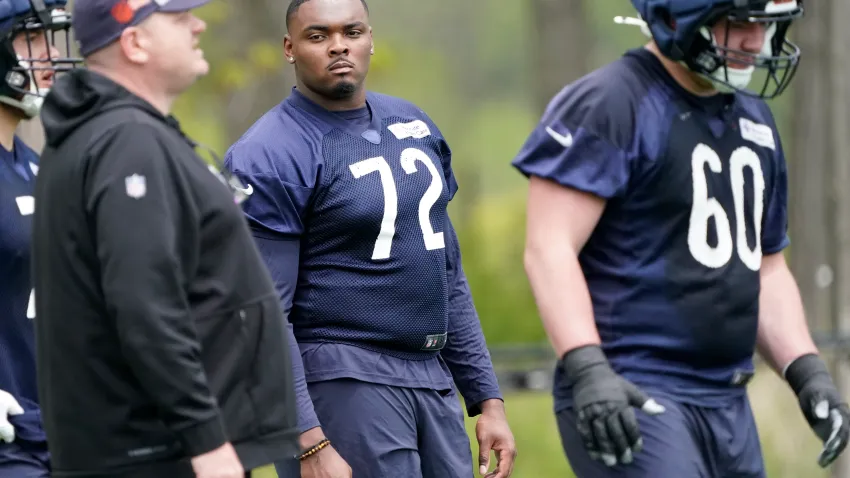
{"left": 252, "top": 365, "right": 830, "bottom": 477}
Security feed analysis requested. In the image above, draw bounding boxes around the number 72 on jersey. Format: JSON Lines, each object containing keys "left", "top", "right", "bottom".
{"left": 349, "top": 147, "right": 447, "bottom": 260}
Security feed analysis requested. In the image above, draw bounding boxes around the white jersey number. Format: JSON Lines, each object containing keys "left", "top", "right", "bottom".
{"left": 349, "top": 147, "right": 446, "bottom": 260}
{"left": 687, "top": 144, "right": 765, "bottom": 271}
{"left": 17, "top": 195, "right": 36, "bottom": 319}
{"left": 27, "top": 289, "right": 34, "bottom": 319}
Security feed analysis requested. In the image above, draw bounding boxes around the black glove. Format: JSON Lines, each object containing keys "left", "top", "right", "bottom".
{"left": 785, "top": 353, "right": 850, "bottom": 468}
{"left": 562, "top": 345, "right": 665, "bottom": 467}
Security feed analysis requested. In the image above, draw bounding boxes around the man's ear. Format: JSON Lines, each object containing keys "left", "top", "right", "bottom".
{"left": 119, "top": 27, "right": 149, "bottom": 65}
{"left": 284, "top": 35, "right": 295, "bottom": 63}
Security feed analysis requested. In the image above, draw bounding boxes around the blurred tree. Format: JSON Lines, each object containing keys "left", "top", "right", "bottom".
{"left": 530, "top": 0, "right": 590, "bottom": 113}
{"left": 789, "top": 1, "right": 850, "bottom": 476}
{"left": 217, "top": 0, "right": 294, "bottom": 144}
{"left": 176, "top": 0, "right": 295, "bottom": 152}
{"left": 788, "top": 0, "right": 832, "bottom": 334}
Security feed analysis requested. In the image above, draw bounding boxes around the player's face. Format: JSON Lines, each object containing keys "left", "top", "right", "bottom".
{"left": 11, "top": 29, "right": 61, "bottom": 90}
{"left": 285, "top": 0, "right": 372, "bottom": 101}
{"left": 138, "top": 11, "right": 209, "bottom": 94}
{"left": 711, "top": 19, "right": 767, "bottom": 70}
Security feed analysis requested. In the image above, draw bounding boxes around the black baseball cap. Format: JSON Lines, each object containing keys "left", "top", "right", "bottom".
{"left": 73, "top": 0, "right": 211, "bottom": 57}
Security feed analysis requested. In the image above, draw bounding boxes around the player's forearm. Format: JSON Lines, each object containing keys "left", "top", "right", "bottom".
{"left": 442, "top": 222, "right": 502, "bottom": 414}
{"left": 443, "top": 305, "right": 502, "bottom": 415}
{"left": 287, "top": 320, "right": 322, "bottom": 433}
{"left": 756, "top": 252, "right": 818, "bottom": 375}
{"left": 524, "top": 242, "right": 600, "bottom": 358}
{"left": 252, "top": 236, "right": 322, "bottom": 433}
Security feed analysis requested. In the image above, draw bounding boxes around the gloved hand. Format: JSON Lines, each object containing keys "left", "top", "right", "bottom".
{"left": 0, "top": 389, "right": 23, "bottom": 443}
{"left": 785, "top": 353, "right": 850, "bottom": 468}
{"left": 562, "top": 345, "right": 665, "bottom": 467}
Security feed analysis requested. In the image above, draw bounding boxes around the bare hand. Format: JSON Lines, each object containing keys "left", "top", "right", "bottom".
{"left": 191, "top": 442, "right": 244, "bottom": 478}
{"left": 475, "top": 400, "right": 517, "bottom": 478}
{"left": 299, "top": 428, "right": 352, "bottom": 478}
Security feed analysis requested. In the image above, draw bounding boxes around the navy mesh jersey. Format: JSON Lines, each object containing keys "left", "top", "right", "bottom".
{"left": 227, "top": 90, "right": 457, "bottom": 358}
{"left": 513, "top": 48, "right": 789, "bottom": 408}
{"left": 0, "top": 137, "right": 43, "bottom": 441}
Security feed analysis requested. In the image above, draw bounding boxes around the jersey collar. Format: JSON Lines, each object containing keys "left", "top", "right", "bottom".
{"left": 287, "top": 87, "right": 383, "bottom": 144}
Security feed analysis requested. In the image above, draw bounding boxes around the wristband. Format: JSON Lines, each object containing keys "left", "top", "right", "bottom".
{"left": 298, "top": 438, "right": 331, "bottom": 461}
{"left": 785, "top": 353, "right": 830, "bottom": 396}
{"left": 561, "top": 344, "right": 609, "bottom": 380}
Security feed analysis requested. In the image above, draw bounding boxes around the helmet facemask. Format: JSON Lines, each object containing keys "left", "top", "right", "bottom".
{"left": 685, "top": 0, "right": 803, "bottom": 99}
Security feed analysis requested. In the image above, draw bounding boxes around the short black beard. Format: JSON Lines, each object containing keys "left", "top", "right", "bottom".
{"left": 328, "top": 81, "right": 357, "bottom": 99}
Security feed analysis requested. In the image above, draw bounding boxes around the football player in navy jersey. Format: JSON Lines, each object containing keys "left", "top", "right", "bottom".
{"left": 0, "top": 0, "right": 77, "bottom": 475}
{"left": 514, "top": 0, "right": 850, "bottom": 476}
{"left": 224, "top": 0, "right": 517, "bottom": 477}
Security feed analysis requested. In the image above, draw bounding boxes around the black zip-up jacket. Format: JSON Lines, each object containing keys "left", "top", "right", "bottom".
{"left": 32, "top": 69, "right": 297, "bottom": 477}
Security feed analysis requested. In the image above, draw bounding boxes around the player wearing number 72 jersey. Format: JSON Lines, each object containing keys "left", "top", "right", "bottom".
{"left": 224, "top": 1, "right": 516, "bottom": 477}
{"left": 513, "top": 0, "right": 850, "bottom": 476}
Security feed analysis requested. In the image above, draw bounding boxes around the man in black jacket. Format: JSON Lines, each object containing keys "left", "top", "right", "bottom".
{"left": 31, "top": 0, "right": 298, "bottom": 477}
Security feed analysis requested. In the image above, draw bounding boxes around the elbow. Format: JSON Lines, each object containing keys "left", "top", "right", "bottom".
{"left": 523, "top": 238, "right": 576, "bottom": 279}
{"left": 523, "top": 241, "right": 543, "bottom": 278}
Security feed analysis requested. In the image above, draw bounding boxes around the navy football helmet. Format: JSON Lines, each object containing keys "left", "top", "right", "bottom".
{"left": 625, "top": 0, "right": 803, "bottom": 99}
{"left": 0, "top": 0, "right": 81, "bottom": 118}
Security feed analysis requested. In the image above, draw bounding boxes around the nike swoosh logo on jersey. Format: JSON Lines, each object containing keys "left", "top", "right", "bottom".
{"left": 546, "top": 126, "right": 573, "bottom": 148}
{"left": 235, "top": 184, "right": 253, "bottom": 195}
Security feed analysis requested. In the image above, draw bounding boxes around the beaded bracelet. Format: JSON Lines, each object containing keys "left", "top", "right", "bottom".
{"left": 298, "top": 438, "right": 331, "bottom": 461}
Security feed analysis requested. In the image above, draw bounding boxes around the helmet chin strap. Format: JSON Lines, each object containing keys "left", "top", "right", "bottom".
{"left": 707, "top": 66, "right": 753, "bottom": 92}
{"left": 698, "top": 27, "right": 755, "bottom": 92}
{"left": 0, "top": 56, "right": 49, "bottom": 119}
{"left": 0, "top": 95, "right": 44, "bottom": 119}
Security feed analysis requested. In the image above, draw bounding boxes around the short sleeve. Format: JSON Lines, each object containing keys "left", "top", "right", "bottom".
{"left": 511, "top": 78, "right": 636, "bottom": 199}
{"left": 440, "top": 136, "right": 458, "bottom": 201}
{"left": 761, "top": 139, "right": 790, "bottom": 254}
{"left": 224, "top": 141, "right": 315, "bottom": 240}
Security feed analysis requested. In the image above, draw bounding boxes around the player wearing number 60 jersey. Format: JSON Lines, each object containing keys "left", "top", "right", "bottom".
{"left": 224, "top": 1, "right": 516, "bottom": 477}
{"left": 514, "top": 1, "right": 850, "bottom": 476}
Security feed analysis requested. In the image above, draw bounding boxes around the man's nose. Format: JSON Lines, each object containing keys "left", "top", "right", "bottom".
{"left": 741, "top": 22, "right": 767, "bottom": 54}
